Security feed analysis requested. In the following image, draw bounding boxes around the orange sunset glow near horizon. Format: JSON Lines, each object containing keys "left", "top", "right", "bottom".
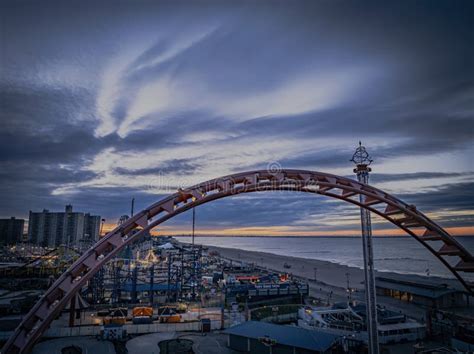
{"left": 100, "top": 223, "right": 474, "bottom": 237}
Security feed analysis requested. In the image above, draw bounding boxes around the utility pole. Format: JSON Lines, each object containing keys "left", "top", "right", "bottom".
{"left": 167, "top": 254, "right": 172, "bottom": 302}
{"left": 191, "top": 248, "right": 196, "bottom": 301}
{"left": 346, "top": 272, "right": 353, "bottom": 303}
{"left": 192, "top": 207, "right": 195, "bottom": 247}
{"left": 191, "top": 207, "right": 196, "bottom": 300}
{"left": 149, "top": 263, "right": 155, "bottom": 305}
{"left": 131, "top": 264, "right": 137, "bottom": 304}
{"left": 351, "top": 142, "right": 379, "bottom": 354}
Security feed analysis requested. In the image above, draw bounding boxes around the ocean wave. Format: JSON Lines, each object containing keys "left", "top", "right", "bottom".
{"left": 296, "top": 251, "right": 332, "bottom": 254}
{"left": 375, "top": 257, "right": 420, "bottom": 261}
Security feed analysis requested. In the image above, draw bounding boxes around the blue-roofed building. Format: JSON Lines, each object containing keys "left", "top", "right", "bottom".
{"left": 223, "top": 321, "right": 342, "bottom": 353}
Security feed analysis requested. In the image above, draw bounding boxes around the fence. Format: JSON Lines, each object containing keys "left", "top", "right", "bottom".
{"left": 42, "top": 319, "right": 223, "bottom": 338}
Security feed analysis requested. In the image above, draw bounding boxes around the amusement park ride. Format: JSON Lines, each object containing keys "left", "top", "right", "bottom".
{"left": 3, "top": 144, "right": 474, "bottom": 353}
{"left": 0, "top": 246, "right": 81, "bottom": 278}
{"left": 351, "top": 142, "right": 378, "bottom": 354}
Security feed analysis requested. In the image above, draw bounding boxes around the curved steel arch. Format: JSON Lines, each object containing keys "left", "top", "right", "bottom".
{"left": 4, "top": 169, "right": 473, "bottom": 353}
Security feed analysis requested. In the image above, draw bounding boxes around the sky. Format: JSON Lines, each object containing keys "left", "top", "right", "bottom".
{"left": 1, "top": 0, "right": 473, "bottom": 236}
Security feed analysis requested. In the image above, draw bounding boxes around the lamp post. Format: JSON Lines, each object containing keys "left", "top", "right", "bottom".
{"left": 346, "top": 272, "right": 355, "bottom": 303}
{"left": 351, "top": 142, "right": 379, "bottom": 354}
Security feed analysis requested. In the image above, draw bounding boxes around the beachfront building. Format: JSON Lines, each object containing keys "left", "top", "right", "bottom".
{"left": 375, "top": 277, "right": 471, "bottom": 309}
{"left": 28, "top": 205, "right": 101, "bottom": 247}
{"left": 224, "top": 321, "right": 343, "bottom": 353}
{"left": 298, "top": 303, "right": 426, "bottom": 345}
{"left": 0, "top": 217, "right": 25, "bottom": 245}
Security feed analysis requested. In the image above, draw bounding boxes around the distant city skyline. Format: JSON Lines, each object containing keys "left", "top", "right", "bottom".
{"left": 1, "top": 0, "right": 473, "bottom": 236}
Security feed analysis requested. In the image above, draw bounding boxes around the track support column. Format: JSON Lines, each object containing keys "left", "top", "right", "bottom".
{"left": 68, "top": 295, "right": 76, "bottom": 328}
{"left": 352, "top": 142, "right": 379, "bottom": 354}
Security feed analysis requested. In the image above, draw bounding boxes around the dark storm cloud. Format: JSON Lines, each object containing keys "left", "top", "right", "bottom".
{"left": 370, "top": 172, "right": 474, "bottom": 184}
{"left": 0, "top": 81, "right": 100, "bottom": 163}
{"left": 0, "top": 0, "right": 473, "bottom": 232}
{"left": 398, "top": 182, "right": 474, "bottom": 212}
{"left": 395, "top": 182, "right": 474, "bottom": 229}
{"left": 115, "top": 158, "right": 201, "bottom": 176}
{"left": 236, "top": 99, "right": 473, "bottom": 158}
{"left": 0, "top": 162, "right": 97, "bottom": 185}
{"left": 238, "top": 148, "right": 354, "bottom": 171}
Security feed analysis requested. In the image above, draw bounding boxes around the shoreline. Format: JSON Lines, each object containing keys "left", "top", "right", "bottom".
{"left": 203, "top": 244, "right": 464, "bottom": 291}
{"left": 176, "top": 235, "right": 474, "bottom": 282}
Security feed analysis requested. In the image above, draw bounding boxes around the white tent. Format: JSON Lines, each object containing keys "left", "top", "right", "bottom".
{"left": 158, "top": 242, "right": 174, "bottom": 249}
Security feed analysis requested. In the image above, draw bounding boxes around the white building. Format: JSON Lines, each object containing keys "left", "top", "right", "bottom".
{"left": 298, "top": 303, "right": 426, "bottom": 345}
{"left": 28, "top": 205, "right": 100, "bottom": 247}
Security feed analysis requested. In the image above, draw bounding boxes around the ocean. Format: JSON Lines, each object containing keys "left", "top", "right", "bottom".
{"left": 177, "top": 236, "right": 474, "bottom": 281}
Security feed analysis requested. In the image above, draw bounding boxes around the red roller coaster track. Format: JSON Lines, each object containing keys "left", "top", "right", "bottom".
{"left": 3, "top": 169, "right": 473, "bottom": 353}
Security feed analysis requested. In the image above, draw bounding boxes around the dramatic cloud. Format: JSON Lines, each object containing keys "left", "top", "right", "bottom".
{"left": 1, "top": 0, "right": 473, "bottom": 235}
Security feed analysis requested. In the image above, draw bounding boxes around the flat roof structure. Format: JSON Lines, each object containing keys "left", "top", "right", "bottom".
{"left": 375, "top": 277, "right": 463, "bottom": 299}
{"left": 224, "top": 321, "right": 340, "bottom": 352}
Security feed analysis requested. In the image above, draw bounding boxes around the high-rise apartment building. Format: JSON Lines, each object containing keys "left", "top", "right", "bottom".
{"left": 83, "top": 213, "right": 101, "bottom": 243}
{"left": 28, "top": 205, "right": 100, "bottom": 247}
{"left": 0, "top": 217, "right": 25, "bottom": 244}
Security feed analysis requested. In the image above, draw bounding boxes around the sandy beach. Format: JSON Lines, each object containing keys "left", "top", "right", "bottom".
{"left": 210, "top": 245, "right": 367, "bottom": 289}
{"left": 205, "top": 244, "right": 465, "bottom": 318}
{"left": 207, "top": 245, "right": 461, "bottom": 289}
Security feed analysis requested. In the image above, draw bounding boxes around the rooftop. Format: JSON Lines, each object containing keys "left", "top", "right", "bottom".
{"left": 224, "top": 321, "right": 340, "bottom": 352}
{"left": 375, "top": 276, "right": 462, "bottom": 299}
